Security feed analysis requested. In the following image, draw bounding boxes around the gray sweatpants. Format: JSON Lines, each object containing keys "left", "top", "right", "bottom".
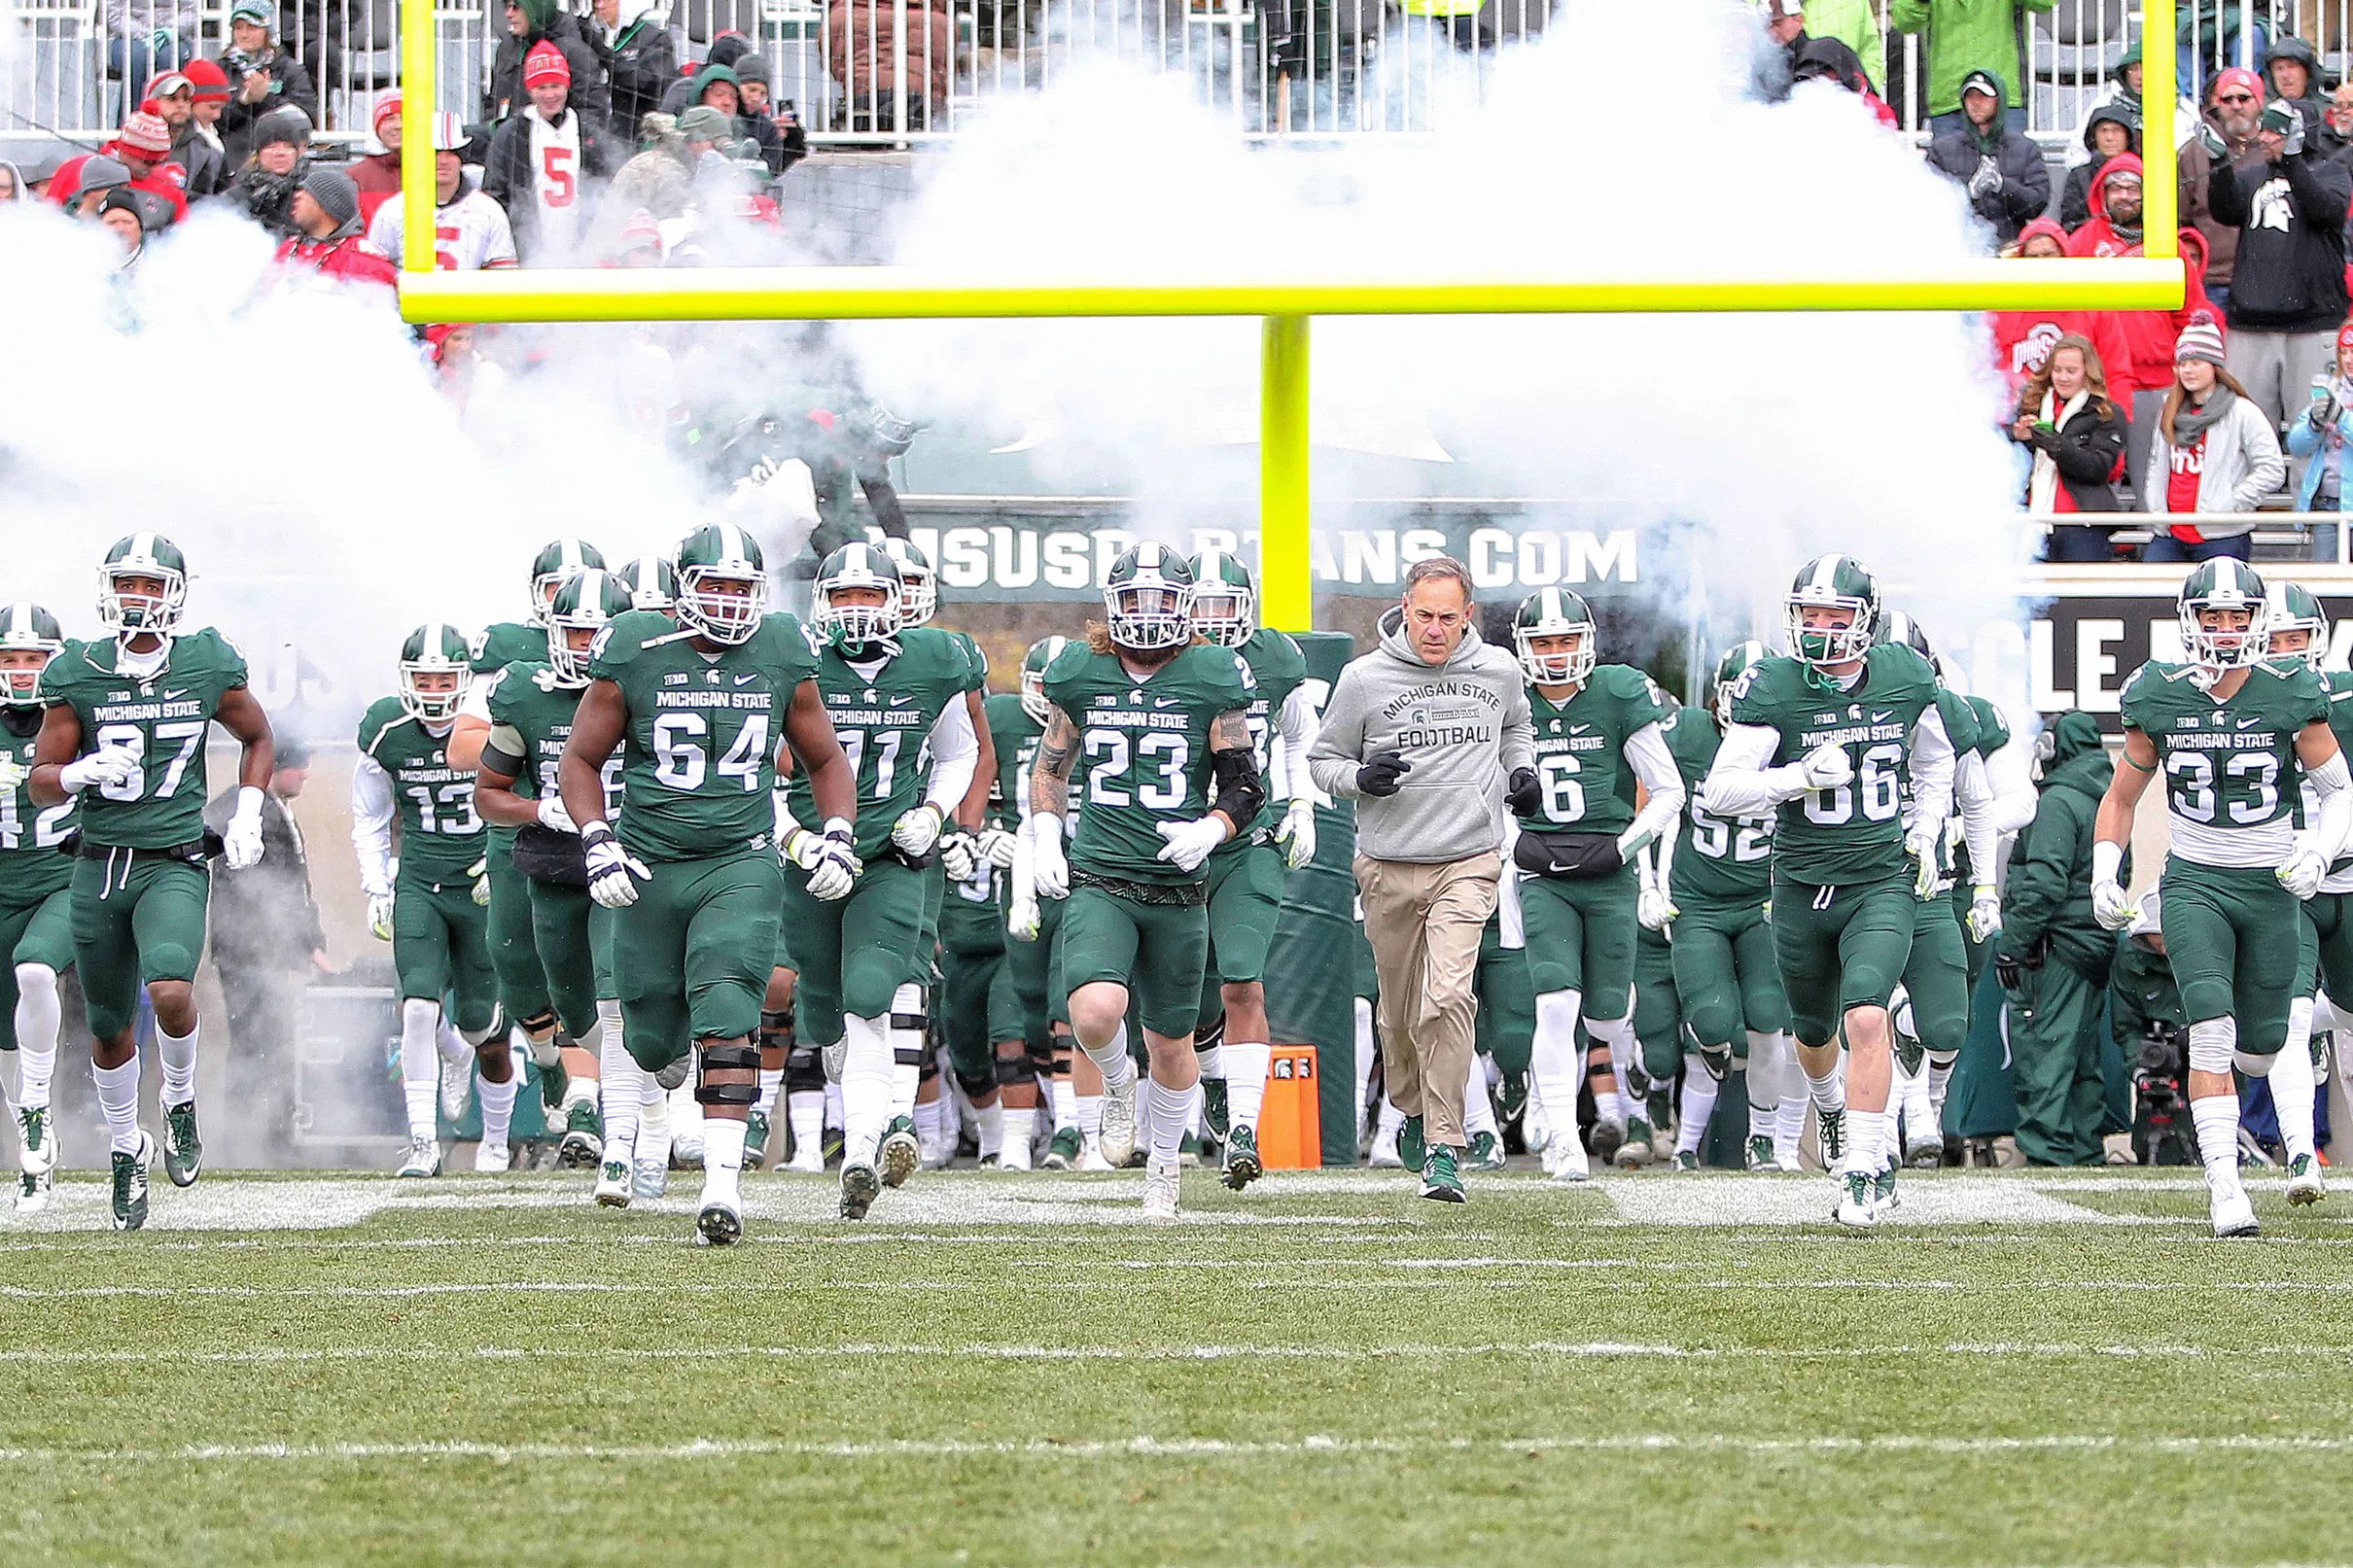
{"left": 2226, "top": 328, "right": 2334, "bottom": 435}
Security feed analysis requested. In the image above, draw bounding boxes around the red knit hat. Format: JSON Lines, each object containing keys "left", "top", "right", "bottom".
{"left": 2213, "top": 66, "right": 2264, "bottom": 104}
{"left": 183, "top": 59, "right": 230, "bottom": 100}
{"left": 524, "top": 40, "right": 571, "bottom": 87}
{"left": 112, "top": 111, "right": 172, "bottom": 162}
{"left": 2337, "top": 320, "right": 2353, "bottom": 354}
{"left": 371, "top": 88, "right": 403, "bottom": 136}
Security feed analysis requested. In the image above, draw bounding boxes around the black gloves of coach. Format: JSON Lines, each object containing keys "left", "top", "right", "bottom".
{"left": 1505, "top": 767, "right": 1541, "bottom": 816}
{"left": 1357, "top": 750, "right": 1412, "bottom": 798}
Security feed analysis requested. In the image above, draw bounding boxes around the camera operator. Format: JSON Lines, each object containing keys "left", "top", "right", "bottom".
{"left": 2111, "top": 891, "right": 2193, "bottom": 1165}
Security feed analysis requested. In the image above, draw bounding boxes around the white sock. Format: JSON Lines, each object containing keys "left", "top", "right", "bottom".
{"left": 400, "top": 998, "right": 440, "bottom": 1141}
{"left": 915, "top": 1093, "right": 951, "bottom": 1158}
{"left": 977, "top": 1098, "right": 1004, "bottom": 1160}
{"left": 756, "top": 1067, "right": 784, "bottom": 1116}
{"left": 888, "top": 984, "right": 926, "bottom": 1119}
{"left": 1077, "top": 1093, "right": 1103, "bottom": 1139}
{"left": 94, "top": 1056, "right": 142, "bottom": 1155}
{"left": 1224, "top": 1041, "right": 1270, "bottom": 1131}
{"left": 477, "top": 1068, "right": 517, "bottom": 1150}
{"left": 1002, "top": 1105, "right": 1036, "bottom": 1168}
{"left": 1743, "top": 1029, "right": 1781, "bottom": 1141}
{"left": 14, "top": 963, "right": 60, "bottom": 1109}
{"left": 1145, "top": 1076, "right": 1195, "bottom": 1166}
{"left": 787, "top": 1089, "right": 824, "bottom": 1157}
{"left": 437, "top": 1014, "right": 473, "bottom": 1075}
{"left": 1676, "top": 1054, "right": 1718, "bottom": 1157}
{"left": 1775, "top": 1094, "right": 1807, "bottom": 1164}
{"left": 1374, "top": 1095, "right": 1403, "bottom": 1144}
{"left": 1048, "top": 1072, "right": 1078, "bottom": 1132}
{"left": 1081, "top": 1024, "right": 1138, "bottom": 1094}
{"left": 2192, "top": 1093, "right": 2242, "bottom": 1188}
{"left": 701, "top": 1115, "right": 746, "bottom": 1205}
{"left": 670, "top": 1081, "right": 704, "bottom": 1149}
{"left": 637, "top": 1086, "right": 672, "bottom": 1169}
{"left": 1195, "top": 1042, "right": 1224, "bottom": 1082}
{"left": 598, "top": 1008, "right": 645, "bottom": 1159}
{"left": 1805, "top": 1062, "right": 1844, "bottom": 1116}
{"left": 1593, "top": 1014, "right": 1636, "bottom": 1117}
{"left": 840, "top": 1014, "right": 894, "bottom": 1167}
{"left": 1926, "top": 1050, "right": 1957, "bottom": 1114}
{"left": 156, "top": 1019, "right": 197, "bottom": 1106}
{"left": 1843, "top": 1107, "right": 1886, "bottom": 1178}
{"left": 1531, "top": 989, "right": 1583, "bottom": 1136}
{"left": 1898, "top": 1050, "right": 1935, "bottom": 1146}
{"left": 1353, "top": 996, "right": 1377, "bottom": 1134}
{"left": 2270, "top": 1029, "right": 2321, "bottom": 1164}
{"left": 1462, "top": 1056, "right": 1499, "bottom": 1140}
{"left": 824, "top": 1080, "right": 843, "bottom": 1127}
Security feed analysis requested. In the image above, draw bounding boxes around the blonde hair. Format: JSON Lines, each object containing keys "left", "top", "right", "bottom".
{"left": 2019, "top": 333, "right": 2117, "bottom": 425}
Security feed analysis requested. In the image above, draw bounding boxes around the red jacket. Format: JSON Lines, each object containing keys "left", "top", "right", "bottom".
{"left": 47, "top": 152, "right": 189, "bottom": 223}
{"left": 350, "top": 152, "right": 403, "bottom": 226}
{"left": 272, "top": 227, "right": 400, "bottom": 292}
{"left": 2064, "top": 161, "right": 2219, "bottom": 401}
{"left": 1989, "top": 221, "right": 2136, "bottom": 397}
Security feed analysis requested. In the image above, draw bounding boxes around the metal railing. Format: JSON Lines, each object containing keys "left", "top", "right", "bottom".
{"left": 2046, "top": 509, "right": 2352, "bottom": 562}
{"left": 11, "top": 0, "right": 2349, "bottom": 151}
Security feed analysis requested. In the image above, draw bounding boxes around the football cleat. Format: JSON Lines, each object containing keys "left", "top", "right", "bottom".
{"left": 1200, "top": 1079, "right": 1231, "bottom": 1143}
{"left": 1832, "top": 1170, "right": 1877, "bottom": 1230}
{"left": 160, "top": 1099, "right": 202, "bottom": 1187}
{"left": 1496, "top": 1075, "right": 1529, "bottom": 1126}
{"left": 1142, "top": 1155, "right": 1181, "bottom": 1222}
{"left": 1872, "top": 1162, "right": 1902, "bottom": 1217}
{"left": 1177, "top": 1131, "right": 1203, "bottom": 1169}
{"left": 1817, "top": 1106, "right": 1846, "bottom": 1167}
{"left": 2286, "top": 1153, "right": 2327, "bottom": 1206}
{"left": 742, "top": 1109, "right": 771, "bottom": 1171}
{"left": 559, "top": 1101, "right": 605, "bottom": 1169}
{"left": 17, "top": 1105, "right": 54, "bottom": 1177}
{"left": 1546, "top": 1129, "right": 1590, "bottom": 1183}
{"left": 976, "top": 1153, "right": 1001, "bottom": 1170}
{"left": 1644, "top": 1089, "right": 1675, "bottom": 1143}
{"left": 1669, "top": 1150, "right": 1701, "bottom": 1172}
{"left": 878, "top": 1116, "right": 921, "bottom": 1188}
{"left": 2209, "top": 1175, "right": 2261, "bottom": 1237}
{"left": 1041, "top": 1126, "right": 1083, "bottom": 1170}
{"left": 1467, "top": 1130, "right": 1508, "bottom": 1172}
{"left": 1615, "top": 1118, "right": 1654, "bottom": 1169}
{"left": 594, "top": 1158, "right": 632, "bottom": 1207}
{"left": 784, "top": 1134, "right": 824, "bottom": 1174}
{"left": 1905, "top": 1126, "right": 1944, "bottom": 1169}
{"left": 632, "top": 1157, "right": 669, "bottom": 1201}
{"left": 17, "top": 1167, "right": 53, "bottom": 1214}
{"left": 840, "top": 1161, "right": 881, "bottom": 1220}
{"left": 1745, "top": 1134, "right": 1777, "bottom": 1173}
{"left": 475, "top": 1138, "right": 512, "bottom": 1174}
{"left": 1397, "top": 1113, "right": 1426, "bottom": 1174}
{"left": 1420, "top": 1144, "right": 1466, "bottom": 1203}
{"left": 1076, "top": 1136, "right": 1114, "bottom": 1172}
{"left": 1099, "top": 1076, "right": 1139, "bottom": 1167}
{"left": 1220, "top": 1124, "right": 1263, "bottom": 1191}
{"left": 1589, "top": 1116, "right": 1626, "bottom": 1165}
{"left": 540, "top": 1059, "right": 569, "bottom": 1113}
{"left": 395, "top": 1135, "right": 441, "bottom": 1178}
{"left": 439, "top": 1064, "right": 472, "bottom": 1127}
{"left": 111, "top": 1132, "right": 156, "bottom": 1231}
{"left": 694, "top": 1196, "right": 744, "bottom": 1247}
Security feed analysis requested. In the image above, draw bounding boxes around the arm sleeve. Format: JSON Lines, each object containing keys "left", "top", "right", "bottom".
{"left": 1907, "top": 703, "right": 1957, "bottom": 837}
{"left": 1698, "top": 723, "right": 1802, "bottom": 816}
{"left": 1307, "top": 667, "right": 1368, "bottom": 800}
{"left": 350, "top": 753, "right": 396, "bottom": 898}
{"left": 1985, "top": 744, "right": 2039, "bottom": 836}
{"left": 2284, "top": 149, "right": 2353, "bottom": 230}
{"left": 1278, "top": 684, "right": 1329, "bottom": 808}
{"left": 2306, "top": 749, "right": 2353, "bottom": 864}
{"left": 921, "top": 697, "right": 980, "bottom": 815}
{"left": 1616, "top": 721, "right": 1686, "bottom": 856}
{"left": 1954, "top": 751, "right": 2000, "bottom": 888}
{"left": 2206, "top": 157, "right": 2250, "bottom": 226}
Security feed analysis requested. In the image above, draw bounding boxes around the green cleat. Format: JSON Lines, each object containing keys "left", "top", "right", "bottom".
{"left": 1833, "top": 1169, "right": 1876, "bottom": 1229}
{"left": 18, "top": 1105, "right": 54, "bottom": 1176}
{"left": 1817, "top": 1106, "right": 1845, "bottom": 1167}
{"left": 558, "top": 1101, "right": 604, "bottom": 1169}
{"left": 1645, "top": 1089, "right": 1674, "bottom": 1141}
{"left": 1669, "top": 1150, "right": 1701, "bottom": 1172}
{"left": 1397, "top": 1113, "right": 1426, "bottom": 1175}
{"left": 1220, "top": 1124, "right": 1263, "bottom": 1191}
{"left": 2286, "top": 1153, "right": 2327, "bottom": 1206}
{"left": 111, "top": 1132, "right": 155, "bottom": 1231}
{"left": 1873, "top": 1162, "right": 1902, "bottom": 1217}
{"left": 1589, "top": 1117, "right": 1626, "bottom": 1164}
{"left": 742, "top": 1109, "right": 771, "bottom": 1171}
{"left": 1467, "top": 1130, "right": 1508, "bottom": 1171}
{"left": 822, "top": 1126, "right": 845, "bottom": 1167}
{"left": 1041, "top": 1126, "right": 1083, "bottom": 1170}
{"left": 540, "top": 1058, "right": 570, "bottom": 1112}
{"left": 1200, "top": 1078, "right": 1231, "bottom": 1142}
{"left": 1496, "top": 1075, "right": 1528, "bottom": 1125}
{"left": 1745, "top": 1134, "right": 1776, "bottom": 1173}
{"left": 840, "top": 1161, "right": 880, "bottom": 1220}
{"left": 877, "top": 1117, "right": 920, "bottom": 1188}
{"left": 17, "top": 1167, "right": 52, "bottom": 1214}
{"left": 594, "top": 1158, "right": 631, "bottom": 1207}
{"left": 1419, "top": 1143, "right": 1465, "bottom": 1203}
{"left": 161, "top": 1099, "right": 202, "bottom": 1188}
{"left": 1177, "top": 1131, "right": 1203, "bottom": 1169}
{"left": 1615, "top": 1117, "right": 1654, "bottom": 1168}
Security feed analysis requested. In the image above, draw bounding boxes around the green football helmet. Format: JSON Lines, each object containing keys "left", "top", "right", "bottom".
{"left": 529, "top": 538, "right": 607, "bottom": 627}
{"left": 616, "top": 556, "right": 677, "bottom": 612}
{"left": 0, "top": 603, "right": 64, "bottom": 709}
{"left": 398, "top": 622, "right": 473, "bottom": 724}
{"left": 1873, "top": 609, "right": 1934, "bottom": 662}
{"left": 2265, "top": 579, "right": 2330, "bottom": 671}
{"left": 1513, "top": 588, "right": 1598, "bottom": 686}
{"left": 675, "top": 523, "right": 766, "bottom": 646}
{"left": 1021, "top": 635, "right": 1071, "bottom": 724}
{"left": 1103, "top": 543, "right": 1194, "bottom": 652}
{"left": 1711, "top": 639, "right": 1769, "bottom": 728}
{"left": 2179, "top": 557, "right": 2268, "bottom": 672}
{"left": 813, "top": 541, "right": 904, "bottom": 649}
{"left": 97, "top": 532, "right": 189, "bottom": 637}
{"left": 878, "top": 538, "right": 936, "bottom": 627}
{"left": 547, "top": 569, "right": 636, "bottom": 687}
{"left": 1188, "top": 547, "right": 1255, "bottom": 649}
{"left": 1783, "top": 554, "right": 1878, "bottom": 669}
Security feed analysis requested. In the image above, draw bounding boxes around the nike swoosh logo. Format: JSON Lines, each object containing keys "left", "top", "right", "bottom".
{"left": 733, "top": 674, "right": 758, "bottom": 686}
{"left": 161, "top": 688, "right": 190, "bottom": 700}
{"left": 1568, "top": 723, "right": 1590, "bottom": 735}
{"left": 1153, "top": 697, "right": 1180, "bottom": 709}
{"left": 1871, "top": 710, "right": 1894, "bottom": 723}
{"left": 888, "top": 695, "right": 916, "bottom": 707}
{"left": 2238, "top": 716, "right": 2264, "bottom": 730}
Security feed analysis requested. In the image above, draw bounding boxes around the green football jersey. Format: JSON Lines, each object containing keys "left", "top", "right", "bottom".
{"left": 39, "top": 629, "right": 248, "bottom": 850}
{"left": 357, "top": 696, "right": 484, "bottom": 881}
{"left": 947, "top": 631, "right": 988, "bottom": 694}
{"left": 1043, "top": 641, "right": 1252, "bottom": 886}
{"left": 1211, "top": 627, "right": 1309, "bottom": 854}
{"left": 1724, "top": 643, "right": 1942, "bottom": 887}
{"left": 0, "top": 713, "right": 74, "bottom": 895}
{"left": 590, "top": 610, "right": 819, "bottom": 863}
{"left": 2309, "top": 669, "right": 2353, "bottom": 875}
{"left": 1664, "top": 707, "right": 1772, "bottom": 907}
{"left": 485, "top": 660, "right": 622, "bottom": 812}
{"left": 1966, "top": 694, "right": 2012, "bottom": 758}
{"left": 1519, "top": 664, "right": 1668, "bottom": 837}
{"left": 984, "top": 691, "right": 1042, "bottom": 834}
{"left": 786, "top": 627, "right": 969, "bottom": 858}
{"left": 2122, "top": 658, "right": 2326, "bottom": 870}
{"left": 472, "top": 620, "right": 548, "bottom": 676}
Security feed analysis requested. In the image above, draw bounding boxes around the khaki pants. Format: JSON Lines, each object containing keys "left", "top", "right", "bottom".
{"left": 1356, "top": 851, "right": 1500, "bottom": 1150}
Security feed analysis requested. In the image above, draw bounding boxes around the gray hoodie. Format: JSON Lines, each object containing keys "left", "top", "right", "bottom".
{"left": 1309, "top": 606, "right": 1534, "bottom": 864}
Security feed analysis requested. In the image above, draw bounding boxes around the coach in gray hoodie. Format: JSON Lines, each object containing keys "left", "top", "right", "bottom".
{"left": 1310, "top": 556, "right": 1533, "bottom": 1201}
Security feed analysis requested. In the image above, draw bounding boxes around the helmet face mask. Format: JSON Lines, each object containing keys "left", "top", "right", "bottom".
{"left": 1021, "top": 634, "right": 1070, "bottom": 724}
{"left": 546, "top": 570, "right": 634, "bottom": 686}
{"left": 1712, "top": 639, "right": 1768, "bottom": 728}
{"left": 1104, "top": 544, "right": 1195, "bottom": 653}
{"left": 675, "top": 525, "right": 767, "bottom": 646}
{"left": 814, "top": 543, "right": 905, "bottom": 649}
{"left": 2265, "top": 580, "right": 2330, "bottom": 671}
{"left": 398, "top": 624, "right": 472, "bottom": 725}
{"left": 529, "top": 538, "right": 607, "bottom": 628}
{"left": 1513, "top": 588, "right": 1598, "bottom": 687}
{"left": 97, "top": 535, "right": 190, "bottom": 638}
{"left": 2180, "top": 559, "right": 2269, "bottom": 672}
{"left": 879, "top": 539, "right": 936, "bottom": 627}
{"left": 618, "top": 557, "right": 678, "bottom": 612}
{"left": 1783, "top": 555, "right": 1878, "bottom": 671}
{"left": 1187, "top": 548, "right": 1255, "bottom": 649}
{"left": 0, "top": 605, "right": 64, "bottom": 708}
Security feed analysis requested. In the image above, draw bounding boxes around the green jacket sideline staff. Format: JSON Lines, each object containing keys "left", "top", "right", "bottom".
{"left": 1309, "top": 556, "right": 1533, "bottom": 1203}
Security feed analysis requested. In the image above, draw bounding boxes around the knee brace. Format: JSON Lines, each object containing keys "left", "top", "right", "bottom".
{"left": 956, "top": 1065, "right": 998, "bottom": 1099}
{"left": 759, "top": 1009, "right": 794, "bottom": 1049}
{"left": 695, "top": 1039, "right": 762, "bottom": 1106}
{"left": 994, "top": 1051, "right": 1036, "bottom": 1091}
{"left": 1050, "top": 1029, "right": 1077, "bottom": 1063}
{"left": 786, "top": 1043, "right": 825, "bottom": 1094}
{"left": 1027, "top": 1034, "right": 1057, "bottom": 1075}
{"left": 2188, "top": 1018, "right": 2238, "bottom": 1076}
{"left": 1195, "top": 1012, "right": 1225, "bottom": 1055}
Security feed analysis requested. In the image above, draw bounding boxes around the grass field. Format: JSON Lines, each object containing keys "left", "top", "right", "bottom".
{"left": 4, "top": 1163, "right": 2351, "bottom": 1567}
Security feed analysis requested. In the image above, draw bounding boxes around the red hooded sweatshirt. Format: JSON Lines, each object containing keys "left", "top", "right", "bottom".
{"left": 1988, "top": 219, "right": 2135, "bottom": 398}
{"left": 2063, "top": 157, "right": 2219, "bottom": 401}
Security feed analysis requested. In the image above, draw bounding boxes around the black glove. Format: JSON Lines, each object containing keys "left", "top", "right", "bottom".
{"left": 1356, "top": 750, "right": 1411, "bottom": 798}
{"left": 1505, "top": 766, "right": 1541, "bottom": 816}
{"left": 1993, "top": 952, "right": 2023, "bottom": 993}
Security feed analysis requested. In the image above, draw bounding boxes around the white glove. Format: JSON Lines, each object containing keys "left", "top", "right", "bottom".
{"left": 469, "top": 857, "right": 491, "bottom": 906}
{"left": 367, "top": 891, "right": 396, "bottom": 942}
{"left": 1967, "top": 155, "right": 2004, "bottom": 199}
{"left": 1008, "top": 889, "right": 1041, "bottom": 942}
{"left": 1637, "top": 882, "right": 1676, "bottom": 932}
{"left": 1029, "top": 813, "right": 1070, "bottom": 899}
{"left": 936, "top": 827, "right": 978, "bottom": 882}
{"left": 1275, "top": 796, "right": 1317, "bottom": 870}
{"left": 975, "top": 825, "right": 1018, "bottom": 869}
{"left": 2091, "top": 879, "right": 2137, "bottom": 931}
{"left": 0, "top": 756, "right": 23, "bottom": 794}
{"left": 224, "top": 787, "right": 266, "bottom": 870}
{"left": 1799, "top": 744, "right": 1853, "bottom": 790}
{"left": 1967, "top": 885, "right": 2003, "bottom": 942}
{"left": 59, "top": 745, "right": 140, "bottom": 793}
{"left": 535, "top": 795, "right": 579, "bottom": 835}
{"left": 2280, "top": 839, "right": 2328, "bottom": 900}
{"left": 1905, "top": 825, "right": 1943, "bottom": 899}
{"left": 805, "top": 818, "right": 858, "bottom": 902}
{"left": 1155, "top": 816, "right": 1229, "bottom": 874}
{"left": 892, "top": 803, "right": 943, "bottom": 859}
{"left": 582, "top": 823, "right": 650, "bottom": 909}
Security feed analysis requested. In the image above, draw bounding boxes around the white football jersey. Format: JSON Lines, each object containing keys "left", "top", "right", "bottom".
{"left": 368, "top": 186, "right": 517, "bottom": 272}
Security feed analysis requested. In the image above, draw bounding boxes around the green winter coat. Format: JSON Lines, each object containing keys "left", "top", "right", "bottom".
{"left": 2110, "top": 929, "right": 2184, "bottom": 1054}
{"left": 1999, "top": 711, "right": 2116, "bottom": 980}
{"left": 1889, "top": 0, "right": 2056, "bottom": 116}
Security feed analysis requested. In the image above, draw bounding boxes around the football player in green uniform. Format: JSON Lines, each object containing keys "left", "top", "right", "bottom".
{"left": 959, "top": 642, "right": 1050, "bottom": 1168}
{"left": 615, "top": 556, "right": 678, "bottom": 611}
{"left": 787, "top": 542, "right": 980, "bottom": 1218}
{"left": 2263, "top": 579, "right": 2351, "bottom": 1205}
{"left": 474, "top": 571, "right": 645, "bottom": 1202}
{"left": 1185, "top": 547, "right": 1321, "bottom": 1190}
{"left": 1700, "top": 555, "right": 1956, "bottom": 1228}
{"left": 1506, "top": 588, "right": 1685, "bottom": 1181}
{"left": 448, "top": 538, "right": 605, "bottom": 1115}
{"left": 0, "top": 605, "right": 76, "bottom": 1213}
{"left": 354, "top": 624, "right": 514, "bottom": 1177}
{"left": 31, "top": 534, "right": 276, "bottom": 1230}
{"left": 2095, "top": 561, "right": 2348, "bottom": 1237}
{"left": 560, "top": 524, "right": 857, "bottom": 1246}
{"left": 1657, "top": 642, "right": 1795, "bottom": 1172}
{"left": 1028, "top": 544, "right": 1262, "bottom": 1221}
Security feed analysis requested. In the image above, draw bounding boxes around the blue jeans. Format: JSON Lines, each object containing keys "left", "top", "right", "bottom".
{"left": 2142, "top": 532, "right": 2252, "bottom": 563}
{"left": 1928, "top": 106, "right": 2027, "bottom": 140}
{"left": 2041, "top": 523, "right": 2118, "bottom": 563}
